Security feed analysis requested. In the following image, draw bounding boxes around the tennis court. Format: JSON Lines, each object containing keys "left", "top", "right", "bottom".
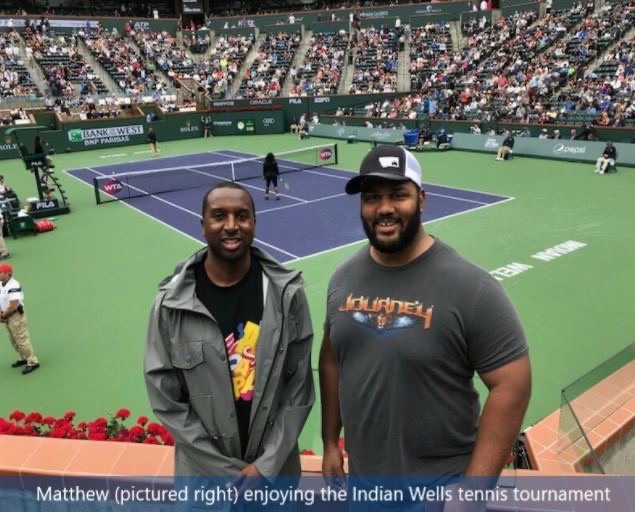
{"left": 67, "top": 144, "right": 511, "bottom": 261}
{"left": 1, "top": 133, "right": 634, "bottom": 454}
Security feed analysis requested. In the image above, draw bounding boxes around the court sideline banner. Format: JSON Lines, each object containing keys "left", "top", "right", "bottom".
{"left": 450, "top": 133, "right": 635, "bottom": 166}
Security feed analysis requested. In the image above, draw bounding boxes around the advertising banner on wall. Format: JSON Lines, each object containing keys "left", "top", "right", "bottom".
{"left": 66, "top": 125, "right": 145, "bottom": 149}
{"left": 450, "top": 133, "right": 635, "bottom": 166}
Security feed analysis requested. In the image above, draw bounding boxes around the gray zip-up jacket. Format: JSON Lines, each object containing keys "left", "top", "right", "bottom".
{"left": 144, "top": 247, "right": 314, "bottom": 476}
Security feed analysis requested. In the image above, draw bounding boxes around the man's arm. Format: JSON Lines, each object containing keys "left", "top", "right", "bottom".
{"left": 464, "top": 354, "right": 531, "bottom": 476}
{"left": 251, "top": 289, "right": 315, "bottom": 477}
{"left": 319, "top": 333, "right": 345, "bottom": 478}
{"left": 1, "top": 299, "right": 20, "bottom": 320}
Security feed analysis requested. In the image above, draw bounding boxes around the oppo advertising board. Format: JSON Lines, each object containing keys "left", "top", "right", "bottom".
{"left": 450, "top": 133, "right": 635, "bottom": 166}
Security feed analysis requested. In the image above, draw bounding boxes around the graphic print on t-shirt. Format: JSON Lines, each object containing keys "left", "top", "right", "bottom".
{"left": 339, "top": 293, "right": 433, "bottom": 333}
{"left": 225, "top": 320, "right": 260, "bottom": 401}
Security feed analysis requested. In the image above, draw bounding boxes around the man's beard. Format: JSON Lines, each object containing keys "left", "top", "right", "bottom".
{"left": 361, "top": 203, "right": 422, "bottom": 254}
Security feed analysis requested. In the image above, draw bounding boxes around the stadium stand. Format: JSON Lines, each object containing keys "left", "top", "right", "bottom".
{"left": 288, "top": 30, "right": 349, "bottom": 96}
{"left": 183, "top": 31, "right": 211, "bottom": 55}
{"left": 133, "top": 30, "right": 195, "bottom": 83}
{"left": 82, "top": 29, "right": 169, "bottom": 96}
{"left": 347, "top": 2, "right": 635, "bottom": 126}
{"left": 349, "top": 27, "right": 401, "bottom": 94}
{"left": 0, "top": 29, "right": 41, "bottom": 99}
{"left": 192, "top": 34, "right": 255, "bottom": 99}
{"left": 23, "top": 32, "right": 109, "bottom": 97}
{"left": 237, "top": 31, "right": 302, "bottom": 99}
{"left": 409, "top": 22, "right": 454, "bottom": 91}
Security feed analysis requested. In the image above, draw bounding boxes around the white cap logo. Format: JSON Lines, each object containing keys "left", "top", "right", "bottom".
{"left": 379, "top": 157, "right": 400, "bottom": 168}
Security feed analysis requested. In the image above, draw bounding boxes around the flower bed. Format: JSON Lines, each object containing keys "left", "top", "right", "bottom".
{"left": 0, "top": 409, "right": 174, "bottom": 445}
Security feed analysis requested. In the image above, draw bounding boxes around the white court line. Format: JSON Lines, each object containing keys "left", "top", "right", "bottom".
{"left": 212, "top": 150, "right": 349, "bottom": 183}
{"left": 185, "top": 167, "right": 308, "bottom": 203}
{"left": 430, "top": 192, "right": 488, "bottom": 205}
{"left": 67, "top": 171, "right": 203, "bottom": 246}
{"left": 100, "top": 153, "right": 127, "bottom": 159}
{"left": 283, "top": 197, "right": 516, "bottom": 265}
{"left": 214, "top": 149, "right": 513, "bottom": 200}
{"left": 78, "top": 168, "right": 299, "bottom": 259}
{"left": 257, "top": 192, "right": 348, "bottom": 215}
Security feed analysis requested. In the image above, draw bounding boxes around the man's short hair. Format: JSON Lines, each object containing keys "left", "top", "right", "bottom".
{"left": 201, "top": 181, "right": 256, "bottom": 220}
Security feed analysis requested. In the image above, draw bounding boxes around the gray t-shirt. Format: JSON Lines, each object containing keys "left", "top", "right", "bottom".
{"left": 325, "top": 238, "right": 528, "bottom": 477}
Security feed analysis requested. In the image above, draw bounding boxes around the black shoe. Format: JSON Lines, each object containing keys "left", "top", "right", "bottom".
{"left": 11, "top": 359, "right": 27, "bottom": 368}
{"left": 22, "top": 364, "right": 40, "bottom": 374}
{"left": 0, "top": 254, "right": 9, "bottom": 260}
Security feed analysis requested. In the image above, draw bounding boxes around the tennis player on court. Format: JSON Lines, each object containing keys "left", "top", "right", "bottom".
{"left": 262, "top": 153, "right": 280, "bottom": 200}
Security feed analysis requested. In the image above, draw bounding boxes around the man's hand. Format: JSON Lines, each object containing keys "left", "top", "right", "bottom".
{"left": 238, "top": 464, "right": 262, "bottom": 478}
{"left": 235, "top": 464, "right": 265, "bottom": 505}
{"left": 322, "top": 444, "right": 346, "bottom": 488}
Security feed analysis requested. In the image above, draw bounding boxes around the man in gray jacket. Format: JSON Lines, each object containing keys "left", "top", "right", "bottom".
{"left": 145, "top": 181, "right": 314, "bottom": 478}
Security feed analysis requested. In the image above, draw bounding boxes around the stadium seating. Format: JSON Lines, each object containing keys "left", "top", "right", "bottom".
{"left": 0, "top": 30, "right": 41, "bottom": 99}
{"left": 192, "top": 34, "right": 255, "bottom": 99}
{"left": 289, "top": 31, "right": 349, "bottom": 97}
{"left": 83, "top": 29, "right": 168, "bottom": 96}
{"left": 349, "top": 27, "right": 400, "bottom": 94}
{"left": 133, "top": 30, "right": 195, "bottom": 82}
{"left": 237, "top": 32, "right": 301, "bottom": 99}
{"left": 24, "top": 32, "right": 108, "bottom": 97}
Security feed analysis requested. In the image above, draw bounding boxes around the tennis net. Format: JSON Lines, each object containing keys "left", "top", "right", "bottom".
{"left": 92, "top": 143, "right": 338, "bottom": 204}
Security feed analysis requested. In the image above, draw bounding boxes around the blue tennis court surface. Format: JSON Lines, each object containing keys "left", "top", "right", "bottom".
{"left": 68, "top": 149, "right": 512, "bottom": 262}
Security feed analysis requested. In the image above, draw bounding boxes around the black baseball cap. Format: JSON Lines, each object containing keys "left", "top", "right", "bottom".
{"left": 345, "top": 145, "right": 422, "bottom": 194}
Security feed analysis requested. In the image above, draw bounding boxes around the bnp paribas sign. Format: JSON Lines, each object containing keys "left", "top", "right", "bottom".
{"left": 67, "top": 125, "right": 144, "bottom": 146}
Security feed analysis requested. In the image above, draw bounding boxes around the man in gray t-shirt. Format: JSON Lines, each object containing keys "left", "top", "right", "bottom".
{"left": 319, "top": 146, "right": 531, "bottom": 480}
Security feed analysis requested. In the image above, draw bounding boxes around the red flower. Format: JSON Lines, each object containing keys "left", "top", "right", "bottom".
{"left": 146, "top": 422, "right": 161, "bottom": 435}
{"left": 3, "top": 410, "right": 169, "bottom": 446}
{"left": 0, "top": 421, "right": 17, "bottom": 434}
{"left": 9, "top": 410, "right": 25, "bottom": 422}
{"left": 93, "top": 418, "right": 108, "bottom": 427}
{"left": 51, "top": 427, "right": 69, "bottom": 439}
{"left": 25, "top": 412, "right": 43, "bottom": 424}
{"left": 128, "top": 426, "right": 145, "bottom": 440}
{"left": 115, "top": 408, "right": 131, "bottom": 420}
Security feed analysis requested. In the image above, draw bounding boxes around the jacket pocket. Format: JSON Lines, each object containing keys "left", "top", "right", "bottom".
{"left": 170, "top": 341, "right": 204, "bottom": 370}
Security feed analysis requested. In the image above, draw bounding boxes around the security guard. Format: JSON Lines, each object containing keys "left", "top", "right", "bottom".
{"left": 0, "top": 264, "right": 39, "bottom": 374}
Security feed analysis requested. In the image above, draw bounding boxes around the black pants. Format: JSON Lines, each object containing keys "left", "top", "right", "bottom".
{"left": 265, "top": 175, "right": 278, "bottom": 189}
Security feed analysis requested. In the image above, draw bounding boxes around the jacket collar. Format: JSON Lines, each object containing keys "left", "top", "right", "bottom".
{"left": 159, "top": 246, "right": 301, "bottom": 311}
